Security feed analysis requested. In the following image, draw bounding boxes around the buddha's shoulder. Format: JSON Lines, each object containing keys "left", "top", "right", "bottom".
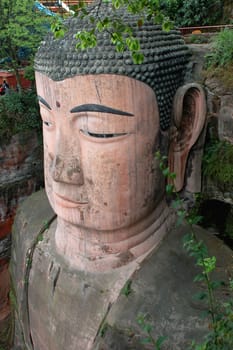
{"left": 12, "top": 189, "right": 55, "bottom": 247}
{"left": 93, "top": 226, "right": 233, "bottom": 350}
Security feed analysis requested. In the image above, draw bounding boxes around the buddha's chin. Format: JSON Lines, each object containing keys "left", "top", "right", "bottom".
{"left": 51, "top": 200, "right": 88, "bottom": 226}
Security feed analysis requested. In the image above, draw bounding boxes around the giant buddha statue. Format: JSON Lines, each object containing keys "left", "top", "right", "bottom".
{"left": 11, "top": 2, "right": 232, "bottom": 350}
{"left": 33, "top": 2, "right": 205, "bottom": 272}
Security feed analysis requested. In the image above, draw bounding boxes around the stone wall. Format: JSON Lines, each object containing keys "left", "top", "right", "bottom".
{"left": 0, "top": 130, "right": 43, "bottom": 349}
{"left": 187, "top": 43, "right": 233, "bottom": 238}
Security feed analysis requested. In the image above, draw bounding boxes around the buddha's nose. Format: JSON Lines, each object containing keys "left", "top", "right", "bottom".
{"left": 51, "top": 155, "right": 84, "bottom": 185}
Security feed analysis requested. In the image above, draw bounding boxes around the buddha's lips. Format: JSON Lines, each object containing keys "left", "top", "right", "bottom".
{"left": 53, "top": 193, "right": 88, "bottom": 208}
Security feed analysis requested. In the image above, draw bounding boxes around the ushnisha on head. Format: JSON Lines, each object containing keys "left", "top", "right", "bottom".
{"left": 34, "top": 2, "right": 206, "bottom": 271}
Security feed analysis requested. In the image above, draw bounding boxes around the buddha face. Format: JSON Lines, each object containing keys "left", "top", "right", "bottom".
{"left": 36, "top": 73, "right": 164, "bottom": 231}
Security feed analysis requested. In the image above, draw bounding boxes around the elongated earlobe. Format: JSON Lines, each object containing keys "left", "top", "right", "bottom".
{"left": 168, "top": 83, "right": 207, "bottom": 192}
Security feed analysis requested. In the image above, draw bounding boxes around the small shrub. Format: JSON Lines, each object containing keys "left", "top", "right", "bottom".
{"left": 137, "top": 313, "right": 167, "bottom": 349}
{"left": 203, "top": 64, "right": 233, "bottom": 90}
{"left": 121, "top": 280, "right": 133, "bottom": 297}
{"left": 161, "top": 0, "right": 223, "bottom": 27}
{"left": 206, "top": 29, "right": 233, "bottom": 68}
{"left": 0, "top": 90, "right": 41, "bottom": 142}
{"left": 203, "top": 140, "right": 233, "bottom": 191}
{"left": 188, "top": 34, "right": 209, "bottom": 44}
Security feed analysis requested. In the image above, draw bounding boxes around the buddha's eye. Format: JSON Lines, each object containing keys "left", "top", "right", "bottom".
{"left": 43, "top": 121, "right": 53, "bottom": 127}
{"left": 39, "top": 104, "right": 54, "bottom": 129}
{"left": 81, "top": 130, "right": 127, "bottom": 138}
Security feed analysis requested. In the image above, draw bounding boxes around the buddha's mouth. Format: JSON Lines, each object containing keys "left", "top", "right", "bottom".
{"left": 54, "top": 193, "right": 88, "bottom": 208}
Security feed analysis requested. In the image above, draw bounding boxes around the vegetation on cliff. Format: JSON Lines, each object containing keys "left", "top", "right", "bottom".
{"left": 203, "top": 139, "right": 233, "bottom": 191}
{"left": 0, "top": 0, "right": 52, "bottom": 92}
{"left": 0, "top": 90, "right": 42, "bottom": 143}
{"left": 204, "top": 28, "right": 233, "bottom": 89}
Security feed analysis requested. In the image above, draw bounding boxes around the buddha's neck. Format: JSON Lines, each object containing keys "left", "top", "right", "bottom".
{"left": 55, "top": 198, "right": 175, "bottom": 271}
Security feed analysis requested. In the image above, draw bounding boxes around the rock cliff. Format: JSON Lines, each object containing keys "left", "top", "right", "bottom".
{"left": 0, "top": 130, "right": 43, "bottom": 349}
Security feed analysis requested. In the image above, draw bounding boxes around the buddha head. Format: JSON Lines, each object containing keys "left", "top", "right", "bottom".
{"left": 34, "top": 3, "right": 206, "bottom": 269}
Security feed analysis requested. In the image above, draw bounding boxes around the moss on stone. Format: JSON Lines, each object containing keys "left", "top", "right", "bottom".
{"left": 203, "top": 139, "right": 233, "bottom": 191}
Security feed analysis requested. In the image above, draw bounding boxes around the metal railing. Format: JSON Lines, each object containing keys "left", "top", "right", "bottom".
{"left": 180, "top": 24, "right": 233, "bottom": 35}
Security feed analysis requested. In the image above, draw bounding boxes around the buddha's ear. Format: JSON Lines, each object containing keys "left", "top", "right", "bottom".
{"left": 168, "top": 83, "right": 207, "bottom": 192}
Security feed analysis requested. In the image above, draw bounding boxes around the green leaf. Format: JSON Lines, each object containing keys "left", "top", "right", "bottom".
{"left": 112, "top": 0, "right": 121, "bottom": 10}
{"left": 132, "top": 51, "right": 144, "bottom": 64}
{"left": 162, "top": 167, "right": 170, "bottom": 177}
{"left": 126, "top": 37, "right": 140, "bottom": 51}
{"left": 193, "top": 274, "right": 205, "bottom": 282}
{"left": 172, "top": 199, "right": 183, "bottom": 209}
{"left": 187, "top": 216, "right": 203, "bottom": 225}
{"left": 89, "top": 16, "right": 95, "bottom": 24}
{"left": 156, "top": 335, "right": 167, "bottom": 348}
{"left": 162, "top": 19, "right": 173, "bottom": 32}
{"left": 177, "top": 209, "right": 185, "bottom": 217}
{"left": 96, "top": 21, "right": 104, "bottom": 32}
{"left": 75, "top": 30, "right": 97, "bottom": 49}
{"left": 54, "top": 28, "right": 65, "bottom": 39}
{"left": 143, "top": 323, "right": 152, "bottom": 333}
{"left": 210, "top": 280, "right": 225, "bottom": 290}
{"left": 193, "top": 291, "right": 208, "bottom": 301}
{"left": 197, "top": 256, "right": 216, "bottom": 273}
{"left": 166, "top": 184, "right": 174, "bottom": 194}
{"left": 168, "top": 172, "right": 176, "bottom": 179}
{"left": 115, "top": 41, "right": 125, "bottom": 52}
{"left": 121, "top": 280, "right": 132, "bottom": 297}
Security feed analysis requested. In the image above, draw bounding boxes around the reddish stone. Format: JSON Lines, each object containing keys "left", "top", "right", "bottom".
{"left": 0, "top": 260, "right": 10, "bottom": 320}
{"left": 0, "top": 216, "right": 15, "bottom": 239}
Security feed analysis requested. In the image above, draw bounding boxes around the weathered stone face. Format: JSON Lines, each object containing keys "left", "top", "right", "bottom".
{"left": 36, "top": 73, "right": 163, "bottom": 231}
{"left": 33, "top": 4, "right": 207, "bottom": 271}
{"left": 10, "top": 26, "right": 231, "bottom": 350}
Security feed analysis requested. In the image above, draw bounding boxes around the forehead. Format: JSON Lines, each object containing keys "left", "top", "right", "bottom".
{"left": 35, "top": 72, "right": 158, "bottom": 114}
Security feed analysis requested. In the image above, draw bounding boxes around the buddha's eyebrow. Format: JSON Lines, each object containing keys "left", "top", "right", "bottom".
{"left": 38, "top": 96, "right": 52, "bottom": 110}
{"left": 70, "top": 104, "right": 134, "bottom": 116}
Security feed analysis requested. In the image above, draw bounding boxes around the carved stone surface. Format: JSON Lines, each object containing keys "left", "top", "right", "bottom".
{"left": 0, "top": 130, "right": 43, "bottom": 222}
{"left": 205, "top": 77, "right": 233, "bottom": 145}
{"left": 11, "top": 191, "right": 233, "bottom": 350}
{"left": 35, "top": 2, "right": 190, "bottom": 130}
{"left": 185, "top": 44, "right": 233, "bottom": 205}
{"left": 0, "top": 130, "right": 43, "bottom": 345}
{"left": 36, "top": 72, "right": 177, "bottom": 271}
{"left": 11, "top": 5, "right": 211, "bottom": 350}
